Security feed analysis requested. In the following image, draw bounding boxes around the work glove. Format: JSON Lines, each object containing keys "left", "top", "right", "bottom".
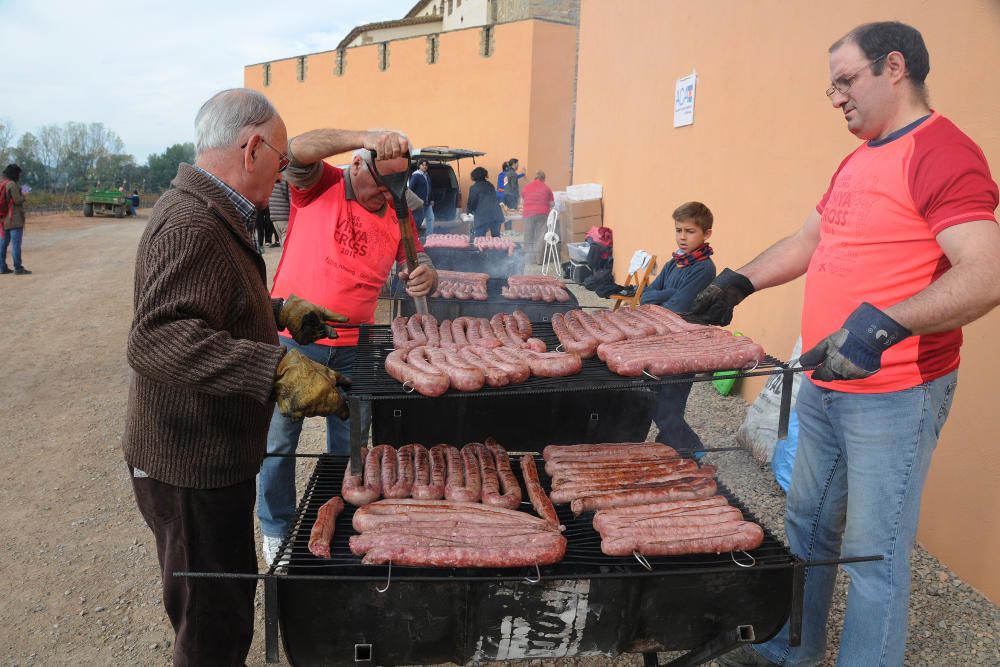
{"left": 277, "top": 293, "right": 348, "bottom": 345}
{"left": 683, "top": 268, "right": 756, "bottom": 326}
{"left": 273, "top": 349, "right": 352, "bottom": 419}
{"left": 799, "top": 302, "right": 911, "bottom": 382}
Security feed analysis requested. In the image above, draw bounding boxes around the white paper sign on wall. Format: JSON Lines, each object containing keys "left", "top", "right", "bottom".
{"left": 674, "top": 72, "right": 697, "bottom": 128}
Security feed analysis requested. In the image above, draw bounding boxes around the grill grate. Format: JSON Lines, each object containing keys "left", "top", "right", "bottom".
{"left": 271, "top": 454, "right": 794, "bottom": 581}
{"left": 349, "top": 323, "right": 799, "bottom": 400}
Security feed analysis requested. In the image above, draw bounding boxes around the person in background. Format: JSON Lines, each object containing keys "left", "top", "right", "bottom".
{"left": 496, "top": 161, "right": 508, "bottom": 204}
{"left": 641, "top": 202, "right": 717, "bottom": 456}
{"left": 520, "top": 170, "right": 555, "bottom": 264}
{"left": 255, "top": 206, "right": 279, "bottom": 253}
{"left": 256, "top": 128, "right": 439, "bottom": 565}
{"left": 268, "top": 179, "right": 290, "bottom": 243}
{"left": 467, "top": 166, "right": 505, "bottom": 238}
{"left": 130, "top": 189, "right": 141, "bottom": 216}
{"left": 123, "top": 88, "right": 351, "bottom": 666}
{"left": 704, "top": 22, "right": 1000, "bottom": 667}
{"left": 502, "top": 157, "right": 526, "bottom": 209}
{"left": 408, "top": 158, "right": 434, "bottom": 236}
{"left": 0, "top": 164, "right": 30, "bottom": 275}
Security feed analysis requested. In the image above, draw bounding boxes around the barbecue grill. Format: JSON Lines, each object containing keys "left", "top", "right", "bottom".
{"left": 388, "top": 276, "right": 580, "bottom": 320}
{"left": 268, "top": 454, "right": 803, "bottom": 667}
{"left": 346, "top": 323, "right": 804, "bottom": 473}
{"left": 425, "top": 244, "right": 526, "bottom": 278}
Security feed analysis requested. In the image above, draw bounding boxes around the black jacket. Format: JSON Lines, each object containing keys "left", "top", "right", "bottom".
{"left": 466, "top": 180, "right": 505, "bottom": 228}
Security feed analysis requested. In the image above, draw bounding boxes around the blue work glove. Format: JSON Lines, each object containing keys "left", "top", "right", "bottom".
{"left": 683, "top": 268, "right": 756, "bottom": 326}
{"left": 800, "top": 302, "right": 911, "bottom": 381}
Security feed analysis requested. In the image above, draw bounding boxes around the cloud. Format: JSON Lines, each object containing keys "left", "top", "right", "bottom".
{"left": 0, "top": 0, "right": 415, "bottom": 162}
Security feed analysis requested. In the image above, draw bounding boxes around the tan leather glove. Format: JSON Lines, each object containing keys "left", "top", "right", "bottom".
{"left": 273, "top": 349, "right": 352, "bottom": 419}
{"left": 277, "top": 293, "right": 349, "bottom": 345}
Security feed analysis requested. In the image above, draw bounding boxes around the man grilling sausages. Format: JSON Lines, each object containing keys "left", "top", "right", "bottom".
{"left": 256, "top": 127, "right": 438, "bottom": 565}
{"left": 696, "top": 23, "right": 1000, "bottom": 667}
{"left": 123, "top": 89, "right": 353, "bottom": 666}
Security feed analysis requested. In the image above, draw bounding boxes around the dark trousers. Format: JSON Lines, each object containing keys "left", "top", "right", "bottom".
{"left": 652, "top": 377, "right": 703, "bottom": 453}
{"left": 131, "top": 470, "right": 257, "bottom": 667}
{"left": 255, "top": 209, "right": 278, "bottom": 245}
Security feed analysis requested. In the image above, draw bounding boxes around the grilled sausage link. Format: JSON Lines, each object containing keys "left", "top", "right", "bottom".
{"left": 383, "top": 444, "right": 415, "bottom": 498}
{"left": 485, "top": 438, "right": 522, "bottom": 510}
{"left": 308, "top": 496, "right": 345, "bottom": 558}
{"left": 519, "top": 454, "right": 560, "bottom": 528}
{"left": 341, "top": 449, "right": 381, "bottom": 506}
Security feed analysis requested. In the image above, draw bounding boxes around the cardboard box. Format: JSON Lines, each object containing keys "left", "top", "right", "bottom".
{"left": 567, "top": 198, "right": 602, "bottom": 219}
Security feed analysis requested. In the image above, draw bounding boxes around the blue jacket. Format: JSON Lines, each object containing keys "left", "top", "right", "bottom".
{"left": 408, "top": 170, "right": 431, "bottom": 225}
{"left": 639, "top": 256, "right": 716, "bottom": 313}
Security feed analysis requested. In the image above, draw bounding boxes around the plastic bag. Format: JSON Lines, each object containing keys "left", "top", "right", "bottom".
{"left": 772, "top": 409, "right": 799, "bottom": 493}
{"left": 735, "top": 337, "right": 802, "bottom": 466}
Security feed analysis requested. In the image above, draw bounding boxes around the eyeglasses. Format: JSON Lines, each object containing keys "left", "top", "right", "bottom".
{"left": 826, "top": 53, "right": 888, "bottom": 98}
{"left": 240, "top": 137, "right": 290, "bottom": 172}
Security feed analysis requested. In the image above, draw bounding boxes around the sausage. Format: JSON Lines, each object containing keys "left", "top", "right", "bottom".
{"left": 426, "top": 347, "right": 485, "bottom": 392}
{"left": 543, "top": 442, "right": 678, "bottom": 459}
{"left": 455, "top": 346, "right": 510, "bottom": 387}
{"left": 519, "top": 454, "right": 560, "bottom": 528}
{"left": 461, "top": 445, "right": 483, "bottom": 502}
{"left": 570, "top": 477, "right": 718, "bottom": 515}
{"left": 485, "top": 439, "right": 523, "bottom": 509}
{"left": 405, "top": 316, "right": 428, "bottom": 346}
{"left": 353, "top": 498, "right": 558, "bottom": 531}
{"left": 307, "top": 496, "right": 345, "bottom": 559}
{"left": 468, "top": 346, "right": 530, "bottom": 383}
{"left": 549, "top": 461, "right": 700, "bottom": 489}
{"left": 413, "top": 444, "right": 429, "bottom": 485}
{"left": 465, "top": 443, "right": 500, "bottom": 506}
{"left": 494, "top": 346, "right": 583, "bottom": 378}
{"left": 391, "top": 317, "right": 411, "bottom": 349}
{"left": 443, "top": 445, "right": 480, "bottom": 502}
{"left": 383, "top": 444, "right": 416, "bottom": 498}
{"left": 411, "top": 444, "right": 448, "bottom": 500}
{"left": 549, "top": 470, "right": 712, "bottom": 504}
{"left": 600, "top": 521, "right": 764, "bottom": 557}
{"left": 594, "top": 506, "right": 744, "bottom": 533}
{"left": 570, "top": 310, "right": 623, "bottom": 344}
{"left": 371, "top": 445, "right": 398, "bottom": 499}
{"left": 384, "top": 348, "right": 450, "bottom": 397}
{"left": 451, "top": 318, "right": 471, "bottom": 347}
{"left": 592, "top": 495, "right": 728, "bottom": 518}
{"left": 512, "top": 310, "right": 532, "bottom": 338}
{"left": 439, "top": 319, "right": 456, "bottom": 349}
{"left": 420, "top": 314, "right": 441, "bottom": 347}
{"left": 341, "top": 450, "right": 381, "bottom": 506}
{"left": 489, "top": 314, "right": 521, "bottom": 348}
{"left": 523, "top": 337, "right": 547, "bottom": 353}
{"left": 551, "top": 312, "right": 599, "bottom": 357}
{"left": 358, "top": 538, "right": 568, "bottom": 568}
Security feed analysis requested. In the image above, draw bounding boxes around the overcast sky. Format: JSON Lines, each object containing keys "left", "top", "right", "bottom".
{"left": 1, "top": 0, "right": 415, "bottom": 162}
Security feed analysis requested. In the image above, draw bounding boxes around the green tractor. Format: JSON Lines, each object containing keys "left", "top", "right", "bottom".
{"left": 83, "top": 188, "right": 134, "bottom": 218}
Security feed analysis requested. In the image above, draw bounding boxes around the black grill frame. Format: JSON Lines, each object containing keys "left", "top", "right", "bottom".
{"left": 271, "top": 454, "right": 795, "bottom": 581}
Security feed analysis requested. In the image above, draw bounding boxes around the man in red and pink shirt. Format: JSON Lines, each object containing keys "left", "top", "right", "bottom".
{"left": 257, "top": 129, "right": 438, "bottom": 564}
{"left": 692, "top": 23, "right": 1000, "bottom": 667}
{"left": 520, "top": 170, "right": 555, "bottom": 264}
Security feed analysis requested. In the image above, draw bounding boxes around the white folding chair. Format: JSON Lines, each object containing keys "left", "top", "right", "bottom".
{"left": 541, "top": 207, "right": 561, "bottom": 276}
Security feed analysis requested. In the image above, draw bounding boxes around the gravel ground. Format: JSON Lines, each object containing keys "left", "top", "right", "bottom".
{"left": 0, "top": 215, "right": 993, "bottom": 666}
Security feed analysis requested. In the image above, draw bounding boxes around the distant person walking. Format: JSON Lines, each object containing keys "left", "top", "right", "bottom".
{"left": 502, "top": 158, "right": 526, "bottom": 209}
{"left": 467, "top": 166, "right": 505, "bottom": 238}
{"left": 0, "top": 164, "right": 30, "bottom": 275}
{"left": 408, "top": 158, "right": 434, "bottom": 235}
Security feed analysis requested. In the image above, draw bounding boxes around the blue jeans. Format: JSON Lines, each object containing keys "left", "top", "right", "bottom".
{"left": 754, "top": 371, "right": 958, "bottom": 667}
{"left": 652, "top": 377, "right": 704, "bottom": 453}
{"left": 256, "top": 337, "right": 356, "bottom": 539}
{"left": 1, "top": 226, "right": 24, "bottom": 270}
{"left": 423, "top": 205, "right": 434, "bottom": 236}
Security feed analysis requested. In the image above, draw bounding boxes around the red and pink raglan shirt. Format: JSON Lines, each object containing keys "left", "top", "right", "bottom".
{"left": 804, "top": 112, "right": 998, "bottom": 393}
{"left": 271, "top": 162, "right": 423, "bottom": 347}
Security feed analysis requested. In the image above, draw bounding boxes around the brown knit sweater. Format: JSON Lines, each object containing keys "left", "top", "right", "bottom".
{"left": 122, "top": 164, "right": 285, "bottom": 488}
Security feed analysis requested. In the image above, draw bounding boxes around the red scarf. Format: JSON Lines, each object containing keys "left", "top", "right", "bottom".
{"left": 673, "top": 243, "right": 713, "bottom": 268}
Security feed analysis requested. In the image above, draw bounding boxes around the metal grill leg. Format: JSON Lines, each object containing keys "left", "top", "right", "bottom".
{"left": 657, "top": 625, "right": 756, "bottom": 667}
{"left": 264, "top": 575, "right": 279, "bottom": 663}
{"left": 777, "top": 370, "right": 793, "bottom": 440}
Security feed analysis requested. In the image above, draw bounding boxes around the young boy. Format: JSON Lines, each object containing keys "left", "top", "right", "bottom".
{"left": 640, "top": 201, "right": 717, "bottom": 454}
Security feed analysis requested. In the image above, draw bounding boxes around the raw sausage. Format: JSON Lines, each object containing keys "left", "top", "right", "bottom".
{"left": 307, "top": 496, "right": 345, "bottom": 559}
{"left": 519, "top": 454, "right": 560, "bottom": 528}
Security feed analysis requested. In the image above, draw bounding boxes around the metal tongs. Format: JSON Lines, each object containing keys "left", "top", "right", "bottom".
{"left": 368, "top": 149, "right": 429, "bottom": 315}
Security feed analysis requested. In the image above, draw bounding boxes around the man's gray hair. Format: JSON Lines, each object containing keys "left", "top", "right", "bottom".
{"left": 353, "top": 148, "right": 375, "bottom": 168}
{"left": 194, "top": 88, "right": 278, "bottom": 155}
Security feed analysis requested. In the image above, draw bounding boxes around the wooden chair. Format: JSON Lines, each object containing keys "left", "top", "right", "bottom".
{"left": 610, "top": 253, "right": 657, "bottom": 310}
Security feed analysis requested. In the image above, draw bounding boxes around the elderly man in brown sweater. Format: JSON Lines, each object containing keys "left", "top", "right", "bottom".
{"left": 121, "top": 88, "right": 366, "bottom": 666}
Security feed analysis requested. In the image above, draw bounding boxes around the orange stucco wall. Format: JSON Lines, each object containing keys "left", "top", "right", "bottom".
{"left": 244, "top": 19, "right": 577, "bottom": 196}
{"left": 572, "top": 0, "right": 1000, "bottom": 600}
